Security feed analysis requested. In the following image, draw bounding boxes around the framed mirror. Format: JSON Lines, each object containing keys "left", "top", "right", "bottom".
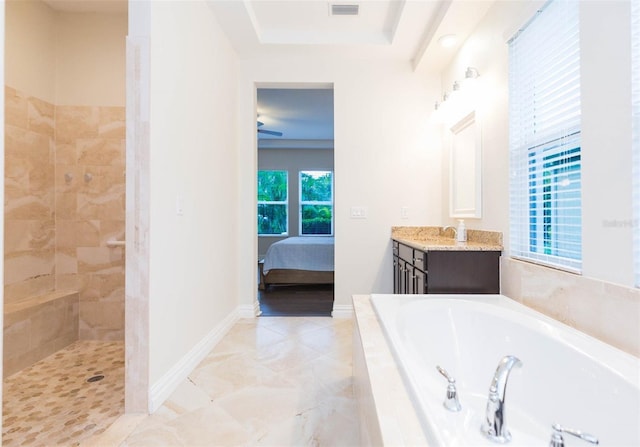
{"left": 449, "top": 111, "right": 482, "bottom": 218}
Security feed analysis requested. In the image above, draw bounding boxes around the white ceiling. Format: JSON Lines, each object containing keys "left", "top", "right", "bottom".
{"left": 257, "top": 88, "right": 334, "bottom": 144}
{"left": 209, "top": 0, "right": 494, "bottom": 70}
{"left": 215, "top": 0, "right": 495, "bottom": 146}
{"left": 40, "top": 0, "right": 495, "bottom": 145}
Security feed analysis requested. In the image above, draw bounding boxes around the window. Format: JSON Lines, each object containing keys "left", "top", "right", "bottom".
{"left": 633, "top": 0, "right": 640, "bottom": 287}
{"left": 299, "top": 171, "right": 333, "bottom": 235}
{"left": 509, "top": 0, "right": 582, "bottom": 272}
{"left": 257, "top": 170, "right": 288, "bottom": 236}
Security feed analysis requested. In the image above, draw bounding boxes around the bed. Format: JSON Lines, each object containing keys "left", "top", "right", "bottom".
{"left": 259, "top": 236, "right": 335, "bottom": 290}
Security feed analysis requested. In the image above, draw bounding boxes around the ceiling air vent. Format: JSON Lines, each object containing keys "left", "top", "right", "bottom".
{"left": 330, "top": 3, "right": 359, "bottom": 16}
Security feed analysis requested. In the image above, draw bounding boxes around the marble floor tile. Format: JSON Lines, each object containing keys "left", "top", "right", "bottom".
{"left": 93, "top": 316, "right": 359, "bottom": 447}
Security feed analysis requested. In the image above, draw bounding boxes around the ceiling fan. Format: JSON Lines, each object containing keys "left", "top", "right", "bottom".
{"left": 257, "top": 120, "right": 283, "bottom": 137}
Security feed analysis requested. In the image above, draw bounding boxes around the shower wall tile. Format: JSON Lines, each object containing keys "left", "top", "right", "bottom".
{"left": 78, "top": 138, "right": 125, "bottom": 166}
{"left": 4, "top": 249, "right": 56, "bottom": 285}
{"left": 4, "top": 219, "right": 55, "bottom": 253}
{"left": 77, "top": 246, "right": 124, "bottom": 274}
{"left": 4, "top": 89, "right": 56, "bottom": 304}
{"left": 100, "top": 220, "right": 125, "bottom": 244}
{"left": 56, "top": 249, "right": 78, "bottom": 275}
{"left": 79, "top": 299, "right": 124, "bottom": 340}
{"left": 5, "top": 86, "right": 28, "bottom": 129}
{"left": 27, "top": 96, "right": 55, "bottom": 137}
{"left": 56, "top": 220, "right": 101, "bottom": 248}
{"left": 4, "top": 88, "right": 125, "bottom": 345}
{"left": 56, "top": 142, "right": 77, "bottom": 165}
{"left": 54, "top": 103, "right": 126, "bottom": 342}
{"left": 55, "top": 106, "right": 100, "bottom": 143}
{"left": 82, "top": 272, "right": 125, "bottom": 302}
{"left": 3, "top": 291, "right": 79, "bottom": 376}
{"left": 4, "top": 277, "right": 56, "bottom": 307}
{"left": 99, "top": 107, "right": 126, "bottom": 138}
{"left": 55, "top": 191, "right": 77, "bottom": 219}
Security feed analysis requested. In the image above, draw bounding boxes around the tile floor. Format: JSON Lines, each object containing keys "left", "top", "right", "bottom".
{"left": 87, "top": 316, "right": 359, "bottom": 446}
{"left": 2, "top": 340, "right": 125, "bottom": 446}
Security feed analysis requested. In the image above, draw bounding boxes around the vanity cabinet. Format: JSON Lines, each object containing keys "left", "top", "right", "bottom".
{"left": 392, "top": 240, "right": 500, "bottom": 294}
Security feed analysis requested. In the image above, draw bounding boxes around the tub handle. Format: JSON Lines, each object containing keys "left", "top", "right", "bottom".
{"left": 436, "top": 365, "right": 462, "bottom": 412}
{"left": 550, "top": 424, "right": 599, "bottom": 447}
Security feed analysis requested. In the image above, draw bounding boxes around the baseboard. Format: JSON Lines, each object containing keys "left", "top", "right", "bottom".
{"left": 237, "top": 300, "right": 260, "bottom": 318}
{"left": 332, "top": 304, "right": 354, "bottom": 318}
{"left": 148, "top": 308, "right": 239, "bottom": 413}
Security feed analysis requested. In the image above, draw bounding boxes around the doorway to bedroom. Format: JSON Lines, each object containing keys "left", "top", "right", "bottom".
{"left": 256, "top": 86, "right": 335, "bottom": 316}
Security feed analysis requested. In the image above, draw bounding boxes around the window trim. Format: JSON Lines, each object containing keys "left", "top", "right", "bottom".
{"left": 632, "top": 0, "right": 640, "bottom": 287}
{"left": 257, "top": 170, "right": 289, "bottom": 237}
{"left": 508, "top": 0, "right": 582, "bottom": 273}
{"left": 298, "top": 170, "right": 334, "bottom": 236}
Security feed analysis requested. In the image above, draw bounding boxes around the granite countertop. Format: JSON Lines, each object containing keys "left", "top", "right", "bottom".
{"left": 392, "top": 226, "right": 503, "bottom": 251}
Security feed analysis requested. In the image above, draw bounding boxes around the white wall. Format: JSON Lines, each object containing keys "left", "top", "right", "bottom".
{"left": 147, "top": 1, "right": 239, "bottom": 386}
{"left": 5, "top": 0, "right": 126, "bottom": 107}
{"left": 440, "top": 0, "right": 640, "bottom": 356}
{"left": 237, "top": 57, "right": 442, "bottom": 313}
{"left": 55, "top": 11, "right": 127, "bottom": 107}
{"left": 5, "top": 0, "right": 56, "bottom": 102}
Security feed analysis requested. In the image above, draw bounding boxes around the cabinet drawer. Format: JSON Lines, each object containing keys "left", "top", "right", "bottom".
{"left": 397, "top": 242, "right": 427, "bottom": 270}
{"left": 412, "top": 250, "right": 427, "bottom": 270}
{"left": 397, "top": 243, "right": 412, "bottom": 262}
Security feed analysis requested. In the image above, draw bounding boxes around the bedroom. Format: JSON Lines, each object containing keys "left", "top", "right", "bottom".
{"left": 257, "top": 87, "right": 336, "bottom": 316}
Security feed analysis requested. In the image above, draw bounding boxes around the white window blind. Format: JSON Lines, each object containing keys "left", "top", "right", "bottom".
{"left": 632, "top": 0, "right": 640, "bottom": 287}
{"left": 509, "top": 0, "right": 582, "bottom": 272}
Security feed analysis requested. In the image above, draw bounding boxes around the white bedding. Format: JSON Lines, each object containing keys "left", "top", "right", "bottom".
{"left": 262, "top": 237, "right": 334, "bottom": 274}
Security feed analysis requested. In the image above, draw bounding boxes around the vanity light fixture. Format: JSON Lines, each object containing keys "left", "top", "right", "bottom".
{"left": 434, "top": 67, "right": 481, "bottom": 121}
{"left": 465, "top": 66, "right": 480, "bottom": 80}
{"left": 450, "top": 81, "right": 461, "bottom": 99}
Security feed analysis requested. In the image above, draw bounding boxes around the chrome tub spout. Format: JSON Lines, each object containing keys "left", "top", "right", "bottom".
{"left": 481, "top": 355, "right": 523, "bottom": 443}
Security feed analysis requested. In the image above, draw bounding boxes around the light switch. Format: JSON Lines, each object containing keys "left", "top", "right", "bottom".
{"left": 401, "top": 206, "right": 409, "bottom": 219}
{"left": 350, "top": 206, "right": 367, "bottom": 219}
{"left": 176, "top": 194, "right": 184, "bottom": 216}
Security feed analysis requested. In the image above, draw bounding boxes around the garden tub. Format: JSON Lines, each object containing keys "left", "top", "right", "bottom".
{"left": 369, "top": 294, "right": 640, "bottom": 446}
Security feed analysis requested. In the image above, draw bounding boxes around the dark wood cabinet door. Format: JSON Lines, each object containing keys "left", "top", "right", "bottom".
{"left": 427, "top": 251, "right": 501, "bottom": 294}
{"left": 392, "top": 240, "right": 500, "bottom": 295}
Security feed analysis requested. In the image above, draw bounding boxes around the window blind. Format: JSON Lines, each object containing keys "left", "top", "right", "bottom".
{"left": 632, "top": 0, "right": 640, "bottom": 287}
{"left": 509, "top": 0, "right": 582, "bottom": 272}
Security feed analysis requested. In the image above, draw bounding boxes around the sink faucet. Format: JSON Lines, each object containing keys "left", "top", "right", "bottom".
{"left": 442, "top": 226, "right": 457, "bottom": 238}
{"left": 481, "top": 355, "right": 523, "bottom": 443}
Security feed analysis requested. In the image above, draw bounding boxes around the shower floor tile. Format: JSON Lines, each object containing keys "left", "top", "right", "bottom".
{"left": 2, "top": 340, "right": 124, "bottom": 447}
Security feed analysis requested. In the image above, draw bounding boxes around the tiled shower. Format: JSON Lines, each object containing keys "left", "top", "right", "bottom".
{"left": 2, "top": 3, "right": 128, "bottom": 443}
{"left": 3, "top": 86, "right": 126, "bottom": 374}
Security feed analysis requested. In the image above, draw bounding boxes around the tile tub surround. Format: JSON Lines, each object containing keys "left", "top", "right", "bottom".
{"left": 391, "top": 226, "right": 503, "bottom": 251}
{"left": 502, "top": 257, "right": 640, "bottom": 358}
{"left": 83, "top": 317, "right": 359, "bottom": 446}
{"left": 352, "top": 295, "right": 426, "bottom": 446}
{"left": 3, "top": 290, "right": 79, "bottom": 377}
{"left": 5, "top": 85, "right": 126, "bottom": 342}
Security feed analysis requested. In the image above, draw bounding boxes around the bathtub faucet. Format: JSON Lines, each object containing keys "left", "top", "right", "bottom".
{"left": 481, "top": 355, "right": 523, "bottom": 443}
